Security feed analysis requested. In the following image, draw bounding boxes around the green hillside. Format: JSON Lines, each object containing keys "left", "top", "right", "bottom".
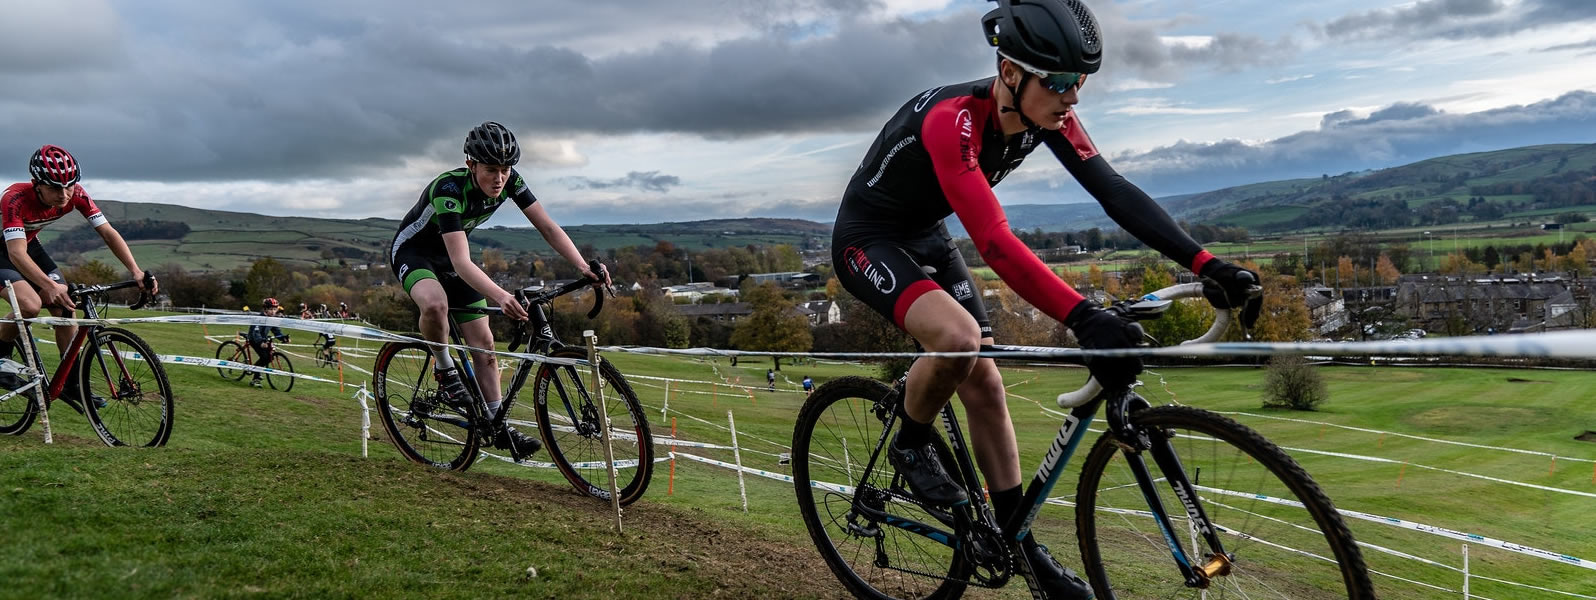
{"left": 52, "top": 202, "right": 830, "bottom": 273}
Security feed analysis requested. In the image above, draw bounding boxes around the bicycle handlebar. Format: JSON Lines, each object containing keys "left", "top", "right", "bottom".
{"left": 456, "top": 259, "right": 613, "bottom": 320}
{"left": 1055, "top": 282, "right": 1238, "bottom": 408}
{"left": 69, "top": 271, "right": 157, "bottom": 311}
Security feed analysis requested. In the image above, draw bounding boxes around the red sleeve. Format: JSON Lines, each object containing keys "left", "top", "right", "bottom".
{"left": 1, "top": 188, "right": 24, "bottom": 241}
{"left": 72, "top": 187, "right": 108, "bottom": 227}
{"left": 921, "top": 98, "right": 1086, "bottom": 322}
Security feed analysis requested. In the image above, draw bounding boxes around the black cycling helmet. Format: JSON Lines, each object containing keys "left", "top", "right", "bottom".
{"left": 983, "top": 0, "right": 1103, "bottom": 75}
{"left": 464, "top": 121, "right": 521, "bottom": 166}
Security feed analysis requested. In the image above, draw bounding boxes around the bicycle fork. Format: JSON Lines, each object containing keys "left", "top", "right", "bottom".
{"left": 1110, "top": 395, "right": 1232, "bottom": 588}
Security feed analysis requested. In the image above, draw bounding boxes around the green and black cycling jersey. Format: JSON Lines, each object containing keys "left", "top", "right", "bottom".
{"left": 389, "top": 168, "right": 538, "bottom": 320}
{"left": 389, "top": 167, "right": 538, "bottom": 261}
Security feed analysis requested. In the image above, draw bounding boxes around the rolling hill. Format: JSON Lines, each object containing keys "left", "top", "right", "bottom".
{"left": 46, "top": 143, "right": 1596, "bottom": 273}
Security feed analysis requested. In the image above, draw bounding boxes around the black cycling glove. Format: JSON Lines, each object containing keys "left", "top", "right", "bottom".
{"left": 1065, "top": 301, "right": 1144, "bottom": 390}
{"left": 1199, "top": 259, "right": 1263, "bottom": 328}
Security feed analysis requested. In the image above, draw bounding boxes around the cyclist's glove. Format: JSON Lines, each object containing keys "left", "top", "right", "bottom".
{"left": 1199, "top": 259, "right": 1263, "bottom": 328}
{"left": 1065, "top": 301, "right": 1144, "bottom": 390}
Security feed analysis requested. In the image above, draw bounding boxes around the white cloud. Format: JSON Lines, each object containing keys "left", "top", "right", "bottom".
{"left": 1266, "top": 74, "right": 1316, "bottom": 84}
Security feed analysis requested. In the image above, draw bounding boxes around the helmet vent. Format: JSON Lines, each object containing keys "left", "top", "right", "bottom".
{"left": 1065, "top": 0, "right": 1101, "bottom": 53}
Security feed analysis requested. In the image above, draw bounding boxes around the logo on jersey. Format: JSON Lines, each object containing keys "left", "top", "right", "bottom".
{"left": 443, "top": 199, "right": 458, "bottom": 211}
{"left": 397, "top": 264, "right": 410, "bottom": 280}
{"left": 842, "top": 246, "right": 896, "bottom": 295}
{"left": 952, "top": 280, "right": 974, "bottom": 301}
{"left": 956, "top": 109, "right": 977, "bottom": 172}
{"left": 439, "top": 180, "right": 460, "bottom": 194}
{"left": 913, "top": 86, "right": 945, "bottom": 112}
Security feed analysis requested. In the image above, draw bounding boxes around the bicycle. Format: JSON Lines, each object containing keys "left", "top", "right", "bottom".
{"left": 214, "top": 333, "right": 296, "bottom": 392}
{"left": 313, "top": 333, "right": 340, "bottom": 368}
{"left": 0, "top": 273, "right": 175, "bottom": 447}
{"left": 792, "top": 282, "right": 1373, "bottom": 599}
{"left": 373, "top": 262, "right": 654, "bottom": 505}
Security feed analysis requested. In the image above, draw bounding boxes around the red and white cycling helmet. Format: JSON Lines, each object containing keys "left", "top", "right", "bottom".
{"left": 29, "top": 145, "right": 82, "bottom": 188}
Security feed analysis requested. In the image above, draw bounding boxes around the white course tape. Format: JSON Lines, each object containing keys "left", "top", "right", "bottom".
{"left": 602, "top": 330, "right": 1596, "bottom": 359}
{"left": 672, "top": 451, "right": 797, "bottom": 485}
{"left": 1221, "top": 411, "right": 1596, "bottom": 464}
{"left": 151, "top": 353, "right": 342, "bottom": 384}
{"left": 1187, "top": 482, "right": 1595, "bottom": 570}
{"left": 629, "top": 373, "right": 805, "bottom": 395}
{"left": 25, "top": 313, "right": 590, "bottom": 367}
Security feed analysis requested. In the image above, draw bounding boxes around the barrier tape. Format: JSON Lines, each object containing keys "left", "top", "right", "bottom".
{"left": 21, "top": 313, "right": 591, "bottom": 367}
{"left": 601, "top": 330, "right": 1596, "bottom": 359}
{"left": 1220, "top": 411, "right": 1596, "bottom": 464}
{"left": 629, "top": 373, "right": 804, "bottom": 395}
{"left": 1186, "top": 481, "right": 1595, "bottom": 570}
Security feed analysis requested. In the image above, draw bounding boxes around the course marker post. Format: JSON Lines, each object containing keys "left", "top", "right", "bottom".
{"left": 1462, "top": 543, "right": 1471, "bottom": 599}
{"left": 1549, "top": 456, "right": 1556, "bottom": 475}
{"left": 661, "top": 381, "right": 670, "bottom": 423}
{"left": 1397, "top": 461, "right": 1409, "bottom": 488}
{"left": 6, "top": 281, "right": 50, "bottom": 445}
{"left": 729, "top": 409, "right": 748, "bottom": 512}
{"left": 668, "top": 417, "right": 677, "bottom": 496}
{"left": 585, "top": 330, "right": 623, "bottom": 532}
{"left": 354, "top": 382, "right": 371, "bottom": 458}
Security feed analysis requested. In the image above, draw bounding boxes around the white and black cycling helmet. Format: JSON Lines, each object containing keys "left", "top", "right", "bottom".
{"left": 983, "top": 0, "right": 1102, "bottom": 75}
{"left": 464, "top": 121, "right": 520, "bottom": 166}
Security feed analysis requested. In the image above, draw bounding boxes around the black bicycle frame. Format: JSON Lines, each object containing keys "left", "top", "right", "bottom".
{"left": 855, "top": 343, "right": 1235, "bottom": 591}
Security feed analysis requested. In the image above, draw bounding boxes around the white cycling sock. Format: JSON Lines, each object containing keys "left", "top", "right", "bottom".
{"left": 433, "top": 351, "right": 455, "bottom": 371}
{"left": 485, "top": 400, "right": 502, "bottom": 418}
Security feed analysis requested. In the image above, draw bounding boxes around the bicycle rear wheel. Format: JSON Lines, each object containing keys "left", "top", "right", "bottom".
{"left": 1075, "top": 405, "right": 1373, "bottom": 599}
{"left": 792, "top": 376, "right": 970, "bottom": 600}
{"left": 215, "top": 341, "right": 248, "bottom": 380}
{"left": 0, "top": 362, "right": 40, "bottom": 436}
{"left": 373, "top": 341, "right": 481, "bottom": 470}
{"left": 530, "top": 347, "right": 653, "bottom": 506}
{"left": 266, "top": 352, "right": 295, "bottom": 392}
{"left": 81, "top": 327, "right": 174, "bottom": 447}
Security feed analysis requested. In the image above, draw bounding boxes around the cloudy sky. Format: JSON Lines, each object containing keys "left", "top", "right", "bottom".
{"left": 3, "top": 0, "right": 1593, "bottom": 227}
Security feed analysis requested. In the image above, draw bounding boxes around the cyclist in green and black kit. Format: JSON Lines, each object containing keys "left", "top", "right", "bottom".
{"left": 389, "top": 121, "right": 609, "bottom": 461}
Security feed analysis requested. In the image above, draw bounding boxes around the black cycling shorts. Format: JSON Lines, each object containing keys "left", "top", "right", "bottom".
{"left": 0, "top": 239, "right": 64, "bottom": 288}
{"left": 389, "top": 243, "right": 488, "bottom": 323}
{"left": 833, "top": 231, "right": 992, "bottom": 338}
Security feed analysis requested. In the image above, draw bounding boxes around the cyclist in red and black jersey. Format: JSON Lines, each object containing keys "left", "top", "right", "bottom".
{"left": 832, "top": 2, "right": 1261, "bottom": 596}
{"left": 0, "top": 145, "right": 158, "bottom": 402}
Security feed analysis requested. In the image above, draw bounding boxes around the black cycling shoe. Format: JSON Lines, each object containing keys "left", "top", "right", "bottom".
{"left": 433, "top": 368, "right": 473, "bottom": 413}
{"left": 494, "top": 425, "right": 543, "bottom": 461}
{"left": 1023, "top": 540, "right": 1095, "bottom": 599}
{"left": 886, "top": 431, "right": 968, "bottom": 507}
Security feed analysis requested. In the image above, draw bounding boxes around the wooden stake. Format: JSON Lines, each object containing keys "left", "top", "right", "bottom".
{"left": 585, "top": 330, "right": 623, "bottom": 532}
{"left": 1396, "top": 461, "right": 1408, "bottom": 488}
{"left": 668, "top": 417, "right": 677, "bottom": 496}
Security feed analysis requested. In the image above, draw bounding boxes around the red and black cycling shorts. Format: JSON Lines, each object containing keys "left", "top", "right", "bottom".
{"left": 833, "top": 232, "right": 992, "bottom": 338}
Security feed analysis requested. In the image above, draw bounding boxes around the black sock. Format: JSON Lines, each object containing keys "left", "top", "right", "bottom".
{"left": 895, "top": 416, "right": 933, "bottom": 449}
{"left": 990, "top": 485, "right": 1038, "bottom": 546}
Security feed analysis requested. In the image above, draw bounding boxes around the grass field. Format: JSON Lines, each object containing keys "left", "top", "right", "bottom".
{"left": 2, "top": 310, "right": 1593, "bottom": 599}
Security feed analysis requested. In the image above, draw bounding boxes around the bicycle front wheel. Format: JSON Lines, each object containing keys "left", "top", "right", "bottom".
{"left": 266, "top": 352, "right": 295, "bottom": 392}
{"left": 373, "top": 341, "right": 481, "bottom": 470}
{"left": 531, "top": 347, "right": 653, "bottom": 506}
{"left": 81, "top": 327, "right": 174, "bottom": 447}
{"left": 1075, "top": 405, "right": 1373, "bottom": 599}
{"left": 792, "top": 376, "right": 970, "bottom": 600}
{"left": 215, "top": 341, "right": 248, "bottom": 380}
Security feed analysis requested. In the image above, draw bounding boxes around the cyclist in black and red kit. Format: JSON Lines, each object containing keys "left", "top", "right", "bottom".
{"left": 0, "top": 145, "right": 158, "bottom": 405}
{"left": 390, "top": 122, "right": 609, "bottom": 462}
{"left": 832, "top": 1, "right": 1261, "bottom": 596}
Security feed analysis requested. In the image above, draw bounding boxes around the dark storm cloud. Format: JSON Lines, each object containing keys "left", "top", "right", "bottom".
{"left": 1315, "top": 0, "right": 1596, "bottom": 41}
{"left": 1106, "top": 91, "right": 1596, "bottom": 198}
{"left": 0, "top": 0, "right": 1307, "bottom": 184}
{"left": 561, "top": 171, "right": 682, "bottom": 193}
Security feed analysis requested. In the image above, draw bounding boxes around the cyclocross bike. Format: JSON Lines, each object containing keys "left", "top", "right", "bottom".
{"left": 0, "top": 273, "right": 175, "bottom": 447}
{"left": 313, "top": 333, "right": 340, "bottom": 368}
{"left": 214, "top": 333, "right": 296, "bottom": 391}
{"left": 373, "top": 261, "right": 654, "bottom": 506}
{"left": 793, "top": 282, "right": 1374, "bottom": 599}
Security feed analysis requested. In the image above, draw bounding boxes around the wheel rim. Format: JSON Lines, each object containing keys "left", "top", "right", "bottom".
{"left": 377, "top": 345, "right": 475, "bottom": 469}
{"left": 795, "top": 383, "right": 965, "bottom": 599}
{"left": 533, "top": 358, "right": 650, "bottom": 503}
{"left": 83, "top": 331, "right": 171, "bottom": 447}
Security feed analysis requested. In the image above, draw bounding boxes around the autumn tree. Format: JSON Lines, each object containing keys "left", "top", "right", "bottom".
{"left": 244, "top": 257, "right": 292, "bottom": 304}
{"left": 1375, "top": 254, "right": 1401, "bottom": 284}
{"left": 1250, "top": 273, "right": 1312, "bottom": 342}
{"left": 729, "top": 282, "right": 812, "bottom": 370}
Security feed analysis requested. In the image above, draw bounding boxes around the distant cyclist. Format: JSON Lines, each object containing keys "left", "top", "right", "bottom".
{"left": 0, "top": 145, "right": 159, "bottom": 405}
{"left": 300, "top": 302, "right": 313, "bottom": 320}
{"left": 830, "top": 1, "right": 1261, "bottom": 596}
{"left": 389, "top": 121, "right": 609, "bottom": 461}
{"left": 246, "top": 298, "right": 290, "bottom": 388}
